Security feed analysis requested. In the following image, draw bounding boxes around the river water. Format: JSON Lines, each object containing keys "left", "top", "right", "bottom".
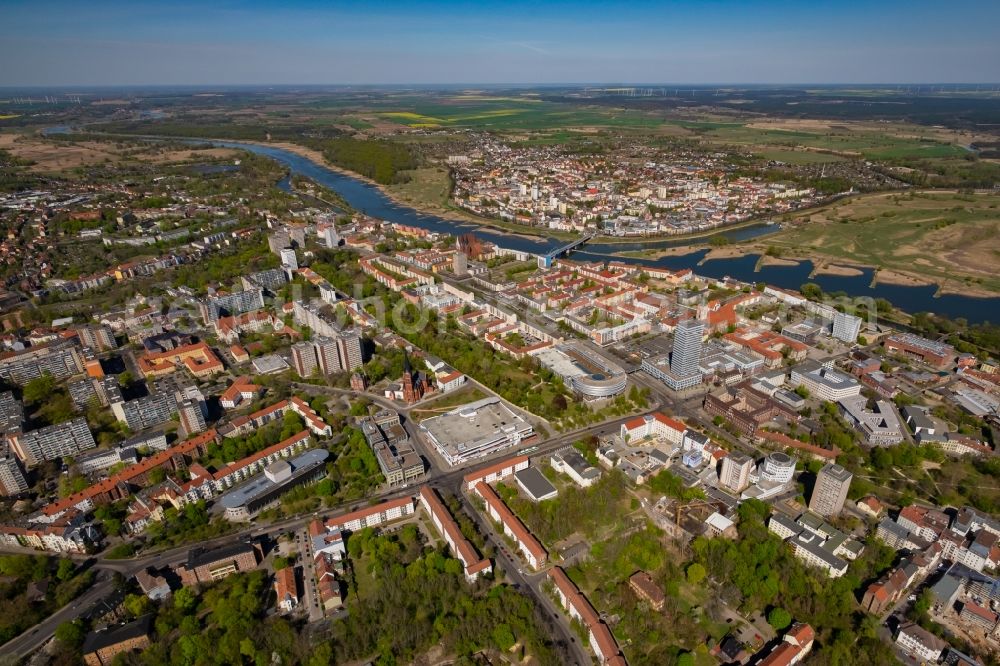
{"left": 188, "top": 139, "right": 998, "bottom": 325}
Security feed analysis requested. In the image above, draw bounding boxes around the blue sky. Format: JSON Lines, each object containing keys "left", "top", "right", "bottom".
{"left": 1, "top": 0, "right": 998, "bottom": 86}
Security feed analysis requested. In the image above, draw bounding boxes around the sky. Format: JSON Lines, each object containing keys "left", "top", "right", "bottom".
{"left": 1, "top": 0, "right": 998, "bottom": 87}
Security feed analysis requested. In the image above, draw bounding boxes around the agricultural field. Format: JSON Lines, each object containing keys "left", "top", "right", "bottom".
{"left": 376, "top": 99, "right": 668, "bottom": 131}
{"left": 0, "top": 131, "right": 239, "bottom": 173}
{"left": 764, "top": 190, "right": 1000, "bottom": 295}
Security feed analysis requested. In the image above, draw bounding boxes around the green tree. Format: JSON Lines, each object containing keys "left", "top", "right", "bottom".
{"left": 686, "top": 562, "right": 707, "bottom": 585}
{"left": 55, "top": 558, "right": 75, "bottom": 582}
{"left": 22, "top": 374, "right": 56, "bottom": 404}
{"left": 54, "top": 620, "right": 85, "bottom": 648}
{"left": 767, "top": 607, "right": 792, "bottom": 630}
{"left": 493, "top": 624, "right": 516, "bottom": 651}
{"left": 124, "top": 593, "right": 152, "bottom": 618}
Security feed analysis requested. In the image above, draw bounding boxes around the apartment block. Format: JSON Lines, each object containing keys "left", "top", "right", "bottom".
{"left": 719, "top": 450, "right": 754, "bottom": 493}
{"left": 548, "top": 566, "right": 626, "bottom": 665}
{"left": 0, "top": 445, "right": 28, "bottom": 495}
{"left": 462, "top": 455, "right": 529, "bottom": 491}
{"left": 325, "top": 496, "right": 416, "bottom": 533}
{"left": 9, "top": 418, "right": 97, "bottom": 466}
{"left": 76, "top": 324, "right": 118, "bottom": 351}
{"left": 291, "top": 341, "right": 319, "bottom": 378}
{"left": 419, "top": 486, "right": 492, "bottom": 581}
{"left": 199, "top": 288, "right": 265, "bottom": 324}
{"left": 82, "top": 616, "right": 152, "bottom": 666}
{"left": 0, "top": 340, "right": 84, "bottom": 385}
{"left": 474, "top": 481, "right": 547, "bottom": 570}
{"left": 808, "top": 463, "right": 853, "bottom": 517}
{"left": 177, "top": 542, "right": 260, "bottom": 586}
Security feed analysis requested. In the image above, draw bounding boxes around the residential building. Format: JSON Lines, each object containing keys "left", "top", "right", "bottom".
{"left": 291, "top": 341, "right": 319, "bottom": 378}
{"left": 82, "top": 616, "right": 152, "bottom": 666}
{"left": 756, "top": 623, "right": 815, "bottom": 666}
{"left": 324, "top": 496, "right": 416, "bottom": 533}
{"left": 462, "top": 455, "right": 529, "bottom": 491}
{"left": 313, "top": 337, "right": 342, "bottom": 375}
{"left": 0, "top": 340, "right": 84, "bottom": 385}
{"left": 0, "top": 391, "right": 24, "bottom": 435}
{"left": 0, "top": 445, "right": 28, "bottom": 495}
{"left": 719, "top": 450, "right": 753, "bottom": 493}
{"left": 280, "top": 247, "right": 298, "bottom": 271}
{"left": 274, "top": 567, "right": 298, "bottom": 612}
{"left": 548, "top": 566, "right": 626, "bottom": 665}
{"left": 177, "top": 542, "right": 259, "bottom": 586}
{"left": 419, "top": 486, "right": 492, "bottom": 581}
{"left": 199, "top": 288, "right": 265, "bottom": 324}
{"left": 9, "top": 418, "right": 96, "bottom": 466}
{"left": 135, "top": 568, "right": 171, "bottom": 601}
{"left": 809, "top": 463, "right": 853, "bottom": 517}
{"left": 76, "top": 324, "right": 117, "bottom": 351}
{"left": 110, "top": 390, "right": 177, "bottom": 432}
{"left": 895, "top": 622, "right": 947, "bottom": 663}
{"left": 474, "top": 481, "right": 547, "bottom": 570}
{"left": 832, "top": 312, "right": 862, "bottom": 343}
{"left": 629, "top": 571, "right": 665, "bottom": 611}
{"left": 176, "top": 388, "right": 208, "bottom": 436}
{"left": 336, "top": 331, "right": 363, "bottom": 371}
{"left": 960, "top": 601, "right": 998, "bottom": 632}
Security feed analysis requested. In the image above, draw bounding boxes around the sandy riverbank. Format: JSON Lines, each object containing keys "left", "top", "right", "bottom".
{"left": 812, "top": 263, "right": 865, "bottom": 277}
{"left": 759, "top": 255, "right": 801, "bottom": 267}
{"left": 873, "top": 269, "right": 936, "bottom": 288}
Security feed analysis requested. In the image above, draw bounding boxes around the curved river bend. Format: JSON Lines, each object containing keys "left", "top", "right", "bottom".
{"left": 216, "top": 141, "right": 998, "bottom": 325}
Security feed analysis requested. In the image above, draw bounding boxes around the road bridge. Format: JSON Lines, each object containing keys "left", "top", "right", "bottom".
{"left": 537, "top": 232, "right": 597, "bottom": 268}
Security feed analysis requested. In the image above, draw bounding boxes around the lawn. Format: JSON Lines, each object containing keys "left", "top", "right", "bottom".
{"left": 408, "top": 385, "right": 487, "bottom": 422}
{"left": 765, "top": 190, "right": 1000, "bottom": 295}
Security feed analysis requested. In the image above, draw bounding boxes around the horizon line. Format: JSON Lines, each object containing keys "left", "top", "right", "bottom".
{"left": 2, "top": 82, "right": 1000, "bottom": 90}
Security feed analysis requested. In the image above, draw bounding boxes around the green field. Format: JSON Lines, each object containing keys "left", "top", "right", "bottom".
{"left": 766, "top": 191, "right": 1000, "bottom": 295}
{"left": 695, "top": 123, "right": 970, "bottom": 161}
{"left": 378, "top": 100, "right": 667, "bottom": 130}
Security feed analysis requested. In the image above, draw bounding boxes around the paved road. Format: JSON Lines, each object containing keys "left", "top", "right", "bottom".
{"left": 0, "top": 569, "right": 113, "bottom": 659}
{"left": 455, "top": 490, "right": 590, "bottom": 666}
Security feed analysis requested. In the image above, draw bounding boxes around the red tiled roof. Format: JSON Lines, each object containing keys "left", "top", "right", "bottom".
{"left": 759, "top": 642, "right": 800, "bottom": 666}
{"left": 475, "top": 482, "right": 546, "bottom": 562}
{"left": 210, "top": 430, "right": 310, "bottom": 481}
{"left": 42, "top": 430, "right": 218, "bottom": 516}
{"left": 419, "top": 486, "right": 489, "bottom": 575}
{"left": 462, "top": 455, "right": 529, "bottom": 485}
{"left": 325, "top": 497, "right": 414, "bottom": 530}
{"left": 274, "top": 566, "right": 296, "bottom": 602}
